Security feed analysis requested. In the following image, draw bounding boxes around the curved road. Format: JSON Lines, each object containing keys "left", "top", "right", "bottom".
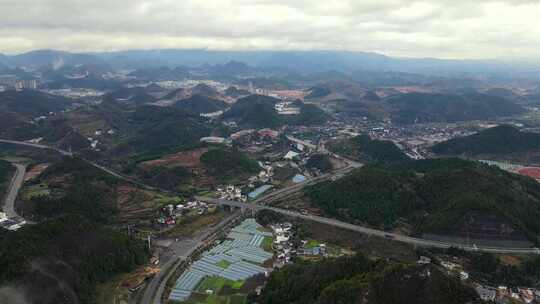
{"left": 3, "top": 137, "right": 539, "bottom": 304}
{"left": 0, "top": 139, "right": 158, "bottom": 191}
{"left": 3, "top": 138, "right": 538, "bottom": 255}
{"left": 2, "top": 163, "right": 26, "bottom": 219}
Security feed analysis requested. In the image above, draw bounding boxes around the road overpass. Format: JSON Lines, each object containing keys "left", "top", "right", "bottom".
{"left": 196, "top": 196, "right": 540, "bottom": 255}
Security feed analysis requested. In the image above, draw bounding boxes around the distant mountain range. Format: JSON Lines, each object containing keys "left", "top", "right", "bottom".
{"left": 307, "top": 85, "right": 525, "bottom": 124}
{"left": 2, "top": 49, "right": 540, "bottom": 77}
{"left": 0, "top": 50, "right": 108, "bottom": 69}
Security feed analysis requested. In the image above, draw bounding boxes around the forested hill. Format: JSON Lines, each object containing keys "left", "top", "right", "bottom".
{"left": 386, "top": 92, "right": 524, "bottom": 124}
{"left": 0, "top": 157, "right": 149, "bottom": 304}
{"left": 174, "top": 94, "right": 227, "bottom": 114}
{"left": 255, "top": 254, "right": 479, "bottom": 304}
{"left": 306, "top": 158, "right": 540, "bottom": 242}
{"left": 0, "top": 216, "right": 148, "bottom": 304}
{"left": 432, "top": 125, "right": 540, "bottom": 156}
{"left": 0, "top": 89, "right": 73, "bottom": 117}
{"left": 104, "top": 86, "right": 156, "bottom": 105}
{"left": 117, "top": 105, "right": 211, "bottom": 157}
{"left": 223, "top": 94, "right": 328, "bottom": 128}
{"left": 223, "top": 94, "right": 282, "bottom": 128}
{"left": 0, "top": 90, "right": 75, "bottom": 140}
{"left": 328, "top": 134, "right": 409, "bottom": 164}
{"left": 200, "top": 148, "right": 260, "bottom": 182}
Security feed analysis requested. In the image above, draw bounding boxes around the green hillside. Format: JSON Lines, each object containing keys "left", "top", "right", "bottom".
{"left": 256, "top": 254, "right": 478, "bottom": 304}
{"left": 305, "top": 86, "right": 332, "bottom": 99}
{"left": 0, "top": 157, "right": 148, "bottom": 304}
{"left": 117, "top": 105, "right": 211, "bottom": 157}
{"left": 200, "top": 148, "right": 259, "bottom": 182}
{"left": 306, "top": 158, "right": 540, "bottom": 242}
{"left": 328, "top": 134, "right": 409, "bottom": 163}
{"left": 104, "top": 86, "right": 156, "bottom": 105}
{"left": 0, "top": 89, "right": 73, "bottom": 117}
{"left": 432, "top": 125, "right": 540, "bottom": 156}
{"left": 0, "top": 90, "right": 75, "bottom": 140}
{"left": 0, "top": 112, "right": 44, "bottom": 140}
{"left": 224, "top": 94, "right": 329, "bottom": 128}
{"left": 175, "top": 94, "right": 227, "bottom": 114}
{"left": 291, "top": 103, "right": 329, "bottom": 126}
{"left": 223, "top": 94, "right": 282, "bottom": 128}
{"left": 23, "top": 157, "right": 119, "bottom": 223}
{"left": 387, "top": 92, "right": 524, "bottom": 124}
{"left": 0, "top": 216, "right": 148, "bottom": 304}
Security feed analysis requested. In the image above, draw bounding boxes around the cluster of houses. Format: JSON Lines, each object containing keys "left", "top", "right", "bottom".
{"left": 439, "top": 260, "right": 470, "bottom": 281}
{"left": 216, "top": 185, "right": 247, "bottom": 202}
{"left": 229, "top": 128, "right": 281, "bottom": 147}
{"left": 271, "top": 222, "right": 294, "bottom": 267}
{"left": 476, "top": 285, "right": 540, "bottom": 303}
{"left": 275, "top": 101, "right": 300, "bottom": 115}
{"left": 417, "top": 256, "right": 540, "bottom": 303}
{"left": 86, "top": 128, "right": 116, "bottom": 151}
{"left": 155, "top": 200, "right": 216, "bottom": 226}
{"left": 269, "top": 222, "right": 333, "bottom": 268}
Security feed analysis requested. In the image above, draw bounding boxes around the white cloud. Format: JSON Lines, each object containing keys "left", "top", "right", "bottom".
{"left": 0, "top": 0, "right": 539, "bottom": 59}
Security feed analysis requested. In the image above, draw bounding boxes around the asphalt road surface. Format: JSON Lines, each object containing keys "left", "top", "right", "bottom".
{"left": 0, "top": 139, "right": 158, "bottom": 190}
{"left": 197, "top": 196, "right": 540, "bottom": 255}
{"left": 3, "top": 138, "right": 539, "bottom": 302}
{"left": 139, "top": 238, "right": 201, "bottom": 304}
{"left": 2, "top": 163, "right": 26, "bottom": 219}
{"left": 140, "top": 212, "right": 241, "bottom": 304}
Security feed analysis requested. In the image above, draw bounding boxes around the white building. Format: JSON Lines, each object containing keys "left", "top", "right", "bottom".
{"left": 200, "top": 137, "right": 227, "bottom": 144}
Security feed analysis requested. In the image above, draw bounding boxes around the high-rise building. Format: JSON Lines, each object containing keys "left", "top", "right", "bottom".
{"left": 15, "top": 79, "right": 39, "bottom": 90}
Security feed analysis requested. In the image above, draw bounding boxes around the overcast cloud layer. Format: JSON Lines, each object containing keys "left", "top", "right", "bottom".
{"left": 1, "top": 0, "right": 539, "bottom": 59}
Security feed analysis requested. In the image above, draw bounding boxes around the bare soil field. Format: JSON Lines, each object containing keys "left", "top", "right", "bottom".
{"left": 139, "top": 148, "right": 208, "bottom": 169}
{"left": 24, "top": 163, "right": 49, "bottom": 181}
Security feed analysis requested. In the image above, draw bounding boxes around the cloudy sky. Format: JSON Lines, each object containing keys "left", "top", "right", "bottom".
{"left": 1, "top": 0, "right": 539, "bottom": 59}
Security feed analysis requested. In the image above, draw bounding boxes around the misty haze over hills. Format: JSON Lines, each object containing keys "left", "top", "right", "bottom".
{"left": 1, "top": 49, "right": 540, "bottom": 78}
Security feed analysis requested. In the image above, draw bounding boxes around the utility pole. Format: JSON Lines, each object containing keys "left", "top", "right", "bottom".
{"left": 147, "top": 234, "right": 152, "bottom": 252}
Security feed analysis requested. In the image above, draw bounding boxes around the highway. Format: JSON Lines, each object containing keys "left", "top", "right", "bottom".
{"left": 0, "top": 139, "right": 73, "bottom": 156}
{"left": 2, "top": 163, "right": 27, "bottom": 219}
{"left": 4, "top": 137, "right": 538, "bottom": 256}
{"left": 252, "top": 165, "right": 357, "bottom": 204}
{"left": 2, "top": 136, "right": 539, "bottom": 304}
{"left": 0, "top": 139, "right": 158, "bottom": 191}
{"left": 196, "top": 196, "right": 540, "bottom": 255}
{"left": 140, "top": 211, "right": 241, "bottom": 304}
